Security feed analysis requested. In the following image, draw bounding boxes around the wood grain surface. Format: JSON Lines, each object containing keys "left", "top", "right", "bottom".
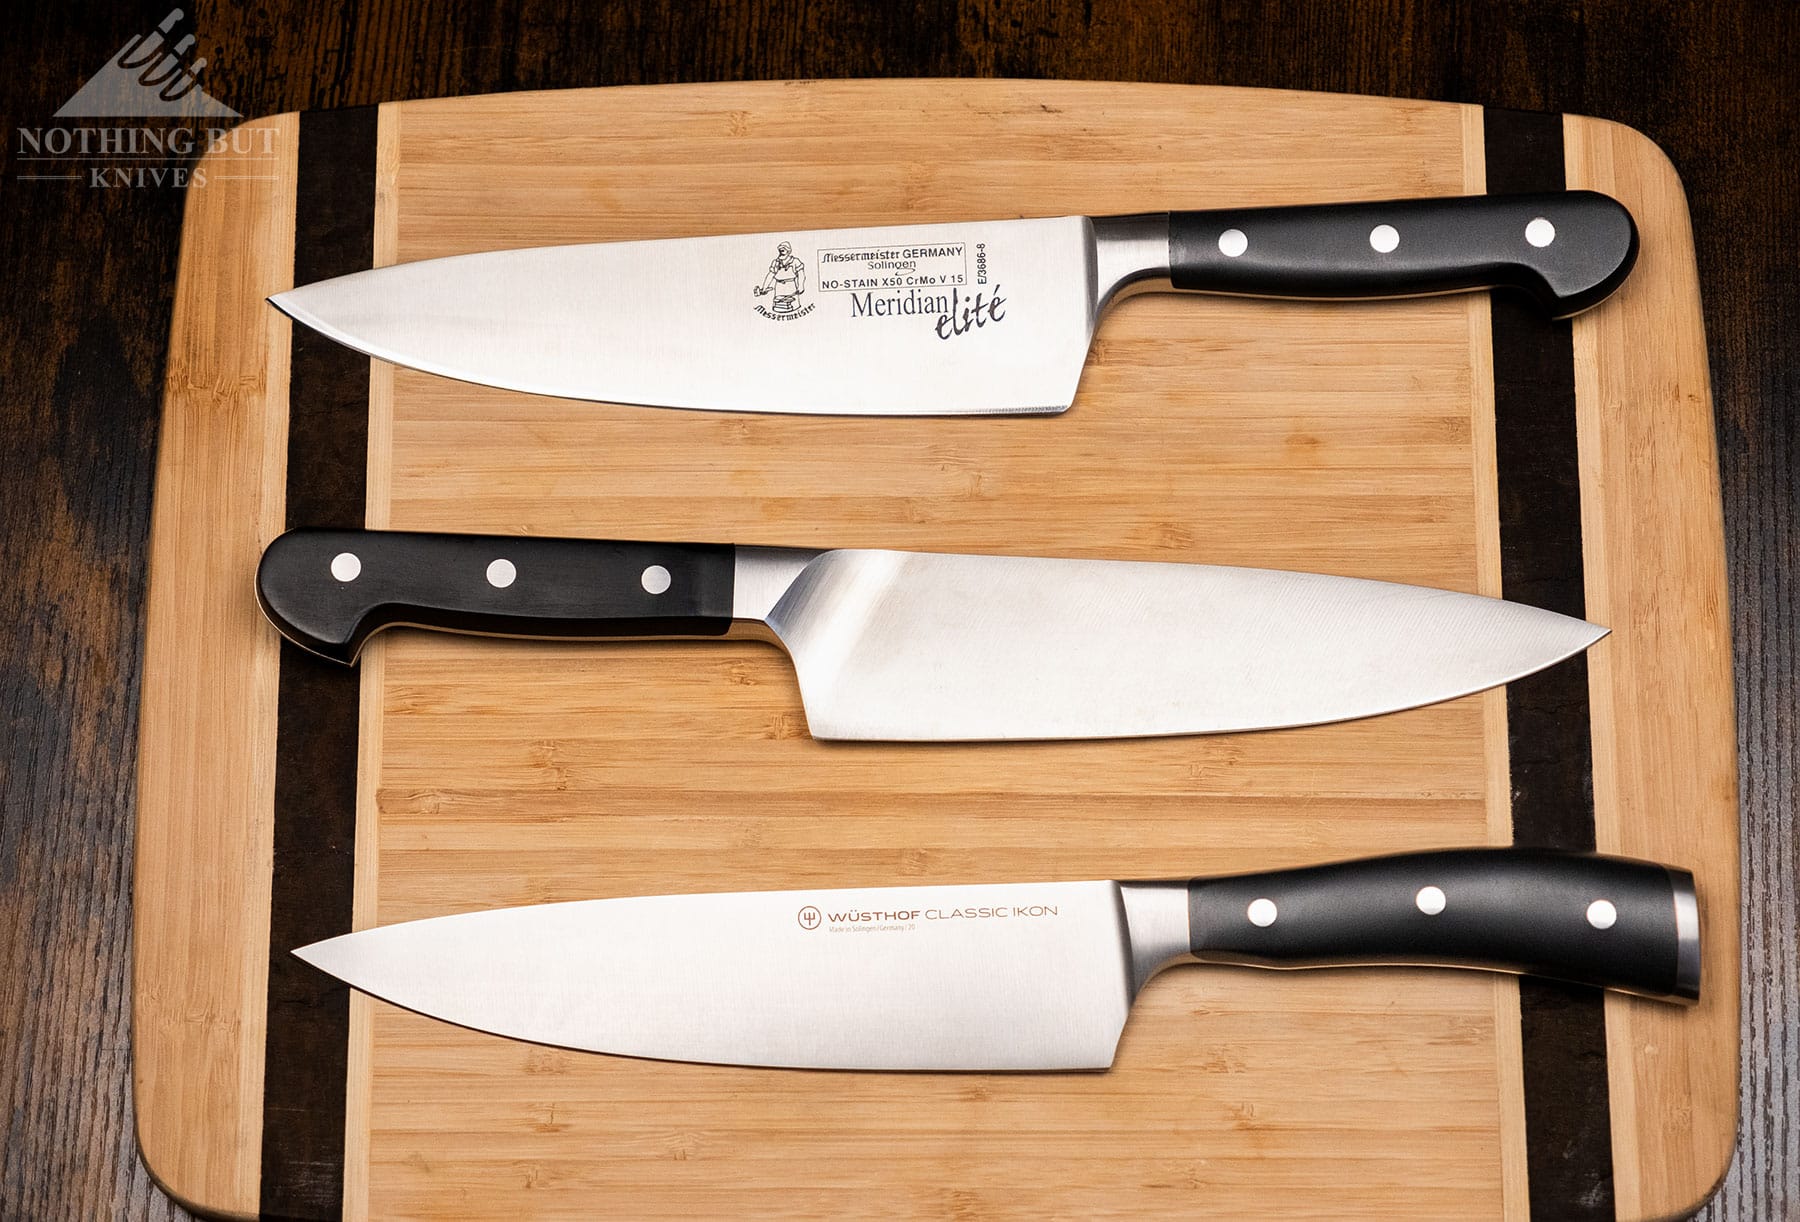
{"left": 1, "top": 4, "right": 1794, "bottom": 1220}
{"left": 133, "top": 115, "right": 297, "bottom": 1215}
{"left": 130, "top": 80, "right": 1738, "bottom": 1220}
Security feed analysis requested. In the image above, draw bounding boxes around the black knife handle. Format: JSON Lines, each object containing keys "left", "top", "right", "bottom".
{"left": 257, "top": 528, "right": 736, "bottom": 664}
{"left": 1167, "top": 192, "right": 1637, "bottom": 318}
{"left": 1186, "top": 849, "right": 1699, "bottom": 1001}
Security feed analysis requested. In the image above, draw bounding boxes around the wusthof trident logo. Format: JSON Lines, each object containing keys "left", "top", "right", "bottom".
{"left": 796, "top": 905, "right": 823, "bottom": 930}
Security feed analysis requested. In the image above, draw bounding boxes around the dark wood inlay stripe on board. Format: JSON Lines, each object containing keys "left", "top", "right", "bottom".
{"left": 263, "top": 104, "right": 377, "bottom": 1222}
{"left": 1484, "top": 105, "right": 1615, "bottom": 1221}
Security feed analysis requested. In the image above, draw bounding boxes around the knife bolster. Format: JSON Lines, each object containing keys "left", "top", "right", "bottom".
{"left": 1091, "top": 213, "right": 1174, "bottom": 310}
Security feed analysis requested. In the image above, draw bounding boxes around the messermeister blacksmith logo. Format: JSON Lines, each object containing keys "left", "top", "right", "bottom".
{"left": 751, "top": 241, "right": 813, "bottom": 320}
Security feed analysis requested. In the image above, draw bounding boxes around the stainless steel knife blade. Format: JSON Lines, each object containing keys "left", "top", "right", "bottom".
{"left": 255, "top": 529, "right": 1608, "bottom": 741}
{"left": 275, "top": 216, "right": 1098, "bottom": 415}
{"left": 269, "top": 193, "right": 1638, "bottom": 415}
{"left": 294, "top": 850, "right": 1700, "bottom": 1072}
{"left": 752, "top": 548, "right": 1602, "bottom": 741}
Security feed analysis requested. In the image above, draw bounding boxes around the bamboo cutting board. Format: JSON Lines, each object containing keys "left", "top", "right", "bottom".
{"left": 135, "top": 80, "right": 1737, "bottom": 1221}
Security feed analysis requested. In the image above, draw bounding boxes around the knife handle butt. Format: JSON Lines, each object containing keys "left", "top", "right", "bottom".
{"left": 1166, "top": 192, "right": 1638, "bottom": 318}
{"left": 256, "top": 528, "right": 736, "bottom": 663}
{"left": 1185, "top": 848, "right": 1699, "bottom": 1001}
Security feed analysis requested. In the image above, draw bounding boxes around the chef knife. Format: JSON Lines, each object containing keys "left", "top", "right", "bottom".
{"left": 269, "top": 192, "right": 1637, "bottom": 416}
{"left": 295, "top": 848, "right": 1700, "bottom": 1071}
{"left": 257, "top": 528, "right": 1605, "bottom": 742}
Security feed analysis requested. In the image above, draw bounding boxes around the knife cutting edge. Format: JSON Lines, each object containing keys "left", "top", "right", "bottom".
{"left": 256, "top": 528, "right": 1607, "bottom": 742}
{"left": 295, "top": 849, "right": 1700, "bottom": 1072}
{"left": 269, "top": 192, "right": 1637, "bottom": 416}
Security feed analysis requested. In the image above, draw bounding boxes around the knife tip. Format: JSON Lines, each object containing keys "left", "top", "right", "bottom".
{"left": 267, "top": 287, "right": 327, "bottom": 327}
{"left": 291, "top": 935, "right": 344, "bottom": 975}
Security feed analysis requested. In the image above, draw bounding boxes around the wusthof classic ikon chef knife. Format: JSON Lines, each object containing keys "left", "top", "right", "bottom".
{"left": 295, "top": 848, "right": 1700, "bottom": 1071}
{"left": 257, "top": 527, "right": 1606, "bottom": 742}
{"left": 270, "top": 192, "right": 1637, "bottom": 416}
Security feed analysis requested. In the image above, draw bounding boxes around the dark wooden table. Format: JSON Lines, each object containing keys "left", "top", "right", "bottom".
{"left": 2, "top": 2, "right": 1792, "bottom": 1217}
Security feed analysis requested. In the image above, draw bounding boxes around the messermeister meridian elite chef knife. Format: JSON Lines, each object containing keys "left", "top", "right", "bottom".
{"left": 257, "top": 528, "right": 1605, "bottom": 742}
{"left": 296, "top": 849, "right": 1699, "bottom": 1071}
{"left": 270, "top": 192, "right": 1637, "bottom": 416}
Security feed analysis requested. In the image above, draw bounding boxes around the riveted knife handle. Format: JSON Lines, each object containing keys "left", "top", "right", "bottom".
{"left": 257, "top": 528, "right": 736, "bottom": 664}
{"left": 1167, "top": 192, "right": 1637, "bottom": 318}
{"left": 1186, "top": 848, "right": 1698, "bottom": 1001}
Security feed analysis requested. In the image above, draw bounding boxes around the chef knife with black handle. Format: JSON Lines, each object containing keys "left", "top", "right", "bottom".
{"left": 271, "top": 191, "right": 1637, "bottom": 416}
{"left": 257, "top": 527, "right": 1608, "bottom": 742}
{"left": 296, "top": 847, "right": 1700, "bottom": 1071}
